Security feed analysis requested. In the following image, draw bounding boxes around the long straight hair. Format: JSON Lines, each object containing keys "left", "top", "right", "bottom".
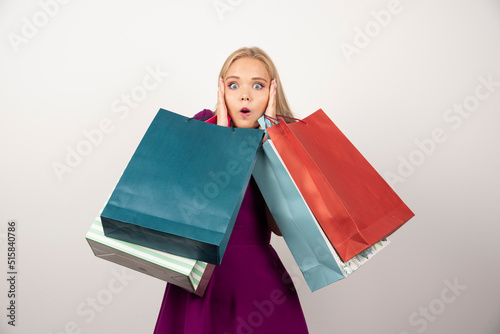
{"left": 215, "top": 47, "right": 294, "bottom": 120}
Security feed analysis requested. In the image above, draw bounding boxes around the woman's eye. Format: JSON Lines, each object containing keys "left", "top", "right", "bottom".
{"left": 228, "top": 82, "right": 238, "bottom": 89}
{"left": 253, "top": 83, "right": 264, "bottom": 90}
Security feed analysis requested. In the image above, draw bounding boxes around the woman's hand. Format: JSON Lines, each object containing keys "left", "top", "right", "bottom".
{"left": 259, "top": 79, "right": 277, "bottom": 137}
{"left": 216, "top": 77, "right": 229, "bottom": 127}
{"left": 264, "top": 79, "right": 277, "bottom": 120}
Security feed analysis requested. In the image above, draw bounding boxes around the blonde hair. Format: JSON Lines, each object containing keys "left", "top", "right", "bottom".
{"left": 215, "top": 46, "right": 294, "bottom": 120}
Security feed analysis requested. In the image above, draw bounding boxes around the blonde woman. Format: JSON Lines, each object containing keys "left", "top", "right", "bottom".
{"left": 154, "top": 47, "right": 309, "bottom": 334}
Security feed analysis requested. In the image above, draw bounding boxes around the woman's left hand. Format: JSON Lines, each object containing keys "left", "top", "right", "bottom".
{"left": 264, "top": 79, "right": 277, "bottom": 120}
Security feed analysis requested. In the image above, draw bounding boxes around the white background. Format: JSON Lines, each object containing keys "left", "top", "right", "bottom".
{"left": 1, "top": 0, "right": 499, "bottom": 333}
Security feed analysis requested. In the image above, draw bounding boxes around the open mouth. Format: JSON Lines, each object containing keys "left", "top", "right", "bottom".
{"left": 240, "top": 107, "right": 251, "bottom": 117}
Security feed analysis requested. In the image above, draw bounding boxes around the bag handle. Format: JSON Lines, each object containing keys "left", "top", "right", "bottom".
{"left": 264, "top": 114, "right": 307, "bottom": 124}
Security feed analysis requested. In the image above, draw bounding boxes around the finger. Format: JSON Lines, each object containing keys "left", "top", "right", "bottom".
{"left": 219, "top": 77, "right": 225, "bottom": 96}
{"left": 217, "top": 77, "right": 229, "bottom": 127}
{"left": 265, "top": 79, "right": 277, "bottom": 119}
{"left": 217, "top": 77, "right": 223, "bottom": 106}
{"left": 217, "top": 78, "right": 225, "bottom": 111}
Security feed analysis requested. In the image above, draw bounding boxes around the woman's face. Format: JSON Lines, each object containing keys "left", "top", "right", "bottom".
{"left": 223, "top": 57, "right": 271, "bottom": 128}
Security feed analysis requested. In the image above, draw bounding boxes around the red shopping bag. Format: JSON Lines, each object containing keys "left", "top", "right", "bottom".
{"left": 266, "top": 109, "right": 414, "bottom": 262}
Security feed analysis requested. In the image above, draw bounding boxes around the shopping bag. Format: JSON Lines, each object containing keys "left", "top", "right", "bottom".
{"left": 86, "top": 216, "right": 215, "bottom": 296}
{"left": 253, "top": 138, "right": 389, "bottom": 291}
{"left": 266, "top": 109, "right": 414, "bottom": 262}
{"left": 101, "top": 108, "right": 264, "bottom": 265}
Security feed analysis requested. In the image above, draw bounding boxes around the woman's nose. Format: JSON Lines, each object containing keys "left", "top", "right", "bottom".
{"left": 240, "top": 88, "right": 251, "bottom": 101}
{"left": 240, "top": 91, "right": 251, "bottom": 101}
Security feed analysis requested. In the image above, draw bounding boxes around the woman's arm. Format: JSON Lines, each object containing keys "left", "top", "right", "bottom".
{"left": 265, "top": 202, "right": 282, "bottom": 236}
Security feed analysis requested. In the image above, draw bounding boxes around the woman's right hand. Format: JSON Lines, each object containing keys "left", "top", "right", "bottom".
{"left": 216, "top": 77, "right": 229, "bottom": 127}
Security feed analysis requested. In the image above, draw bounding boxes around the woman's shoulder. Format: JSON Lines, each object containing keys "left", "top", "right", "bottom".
{"left": 193, "top": 109, "right": 214, "bottom": 119}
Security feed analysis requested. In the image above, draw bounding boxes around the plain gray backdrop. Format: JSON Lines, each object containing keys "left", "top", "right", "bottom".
{"left": 1, "top": 0, "right": 499, "bottom": 333}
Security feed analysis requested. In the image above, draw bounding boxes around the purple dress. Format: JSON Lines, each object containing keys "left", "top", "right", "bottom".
{"left": 154, "top": 110, "right": 309, "bottom": 334}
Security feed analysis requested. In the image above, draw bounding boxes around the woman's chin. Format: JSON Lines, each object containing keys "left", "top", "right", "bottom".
{"left": 232, "top": 119, "right": 259, "bottom": 129}
{"left": 229, "top": 115, "right": 259, "bottom": 129}
{"left": 230, "top": 112, "right": 265, "bottom": 128}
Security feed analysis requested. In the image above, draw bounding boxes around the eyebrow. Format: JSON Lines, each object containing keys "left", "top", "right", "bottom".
{"left": 225, "top": 75, "right": 269, "bottom": 83}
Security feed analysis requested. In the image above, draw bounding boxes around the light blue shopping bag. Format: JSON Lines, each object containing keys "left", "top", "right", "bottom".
{"left": 253, "top": 119, "right": 389, "bottom": 291}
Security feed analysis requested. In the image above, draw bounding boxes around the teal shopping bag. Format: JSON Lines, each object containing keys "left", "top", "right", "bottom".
{"left": 101, "top": 109, "right": 264, "bottom": 265}
{"left": 253, "top": 138, "right": 389, "bottom": 291}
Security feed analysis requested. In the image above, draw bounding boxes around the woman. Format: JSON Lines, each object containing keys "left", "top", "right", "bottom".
{"left": 154, "top": 47, "right": 309, "bottom": 334}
